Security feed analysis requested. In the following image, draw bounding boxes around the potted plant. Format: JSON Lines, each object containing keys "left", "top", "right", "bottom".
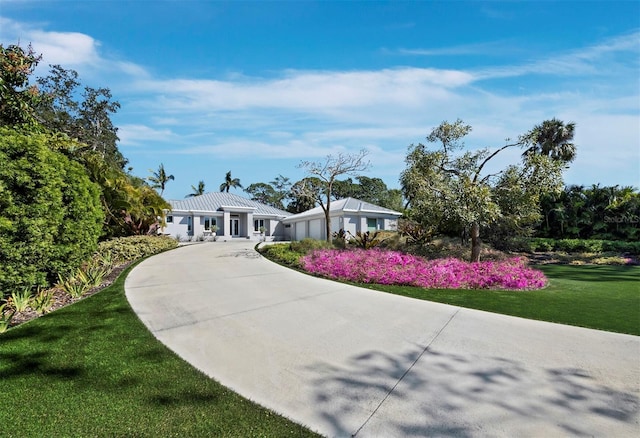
{"left": 211, "top": 225, "right": 218, "bottom": 241}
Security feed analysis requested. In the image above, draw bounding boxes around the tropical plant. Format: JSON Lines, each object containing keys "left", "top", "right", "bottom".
{"left": 220, "top": 171, "right": 242, "bottom": 193}
{"left": 332, "top": 229, "right": 348, "bottom": 249}
{"left": 9, "top": 288, "right": 33, "bottom": 312}
{"left": 522, "top": 118, "right": 577, "bottom": 163}
{"left": 0, "top": 303, "right": 15, "bottom": 333}
{"left": 83, "top": 263, "right": 110, "bottom": 288}
{"left": 31, "top": 289, "right": 55, "bottom": 315}
{"left": 148, "top": 163, "right": 174, "bottom": 196}
{"left": 348, "top": 230, "right": 385, "bottom": 249}
{"left": 57, "top": 272, "right": 91, "bottom": 299}
{"left": 186, "top": 180, "right": 206, "bottom": 197}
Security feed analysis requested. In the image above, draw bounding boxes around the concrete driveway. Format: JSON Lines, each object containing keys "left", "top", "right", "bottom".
{"left": 125, "top": 241, "right": 640, "bottom": 437}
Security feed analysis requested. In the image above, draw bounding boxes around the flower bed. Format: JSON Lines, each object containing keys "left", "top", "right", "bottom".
{"left": 301, "top": 249, "right": 547, "bottom": 290}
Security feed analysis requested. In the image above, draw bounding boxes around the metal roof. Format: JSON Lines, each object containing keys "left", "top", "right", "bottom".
{"left": 282, "top": 197, "right": 402, "bottom": 222}
{"left": 168, "top": 192, "right": 291, "bottom": 217}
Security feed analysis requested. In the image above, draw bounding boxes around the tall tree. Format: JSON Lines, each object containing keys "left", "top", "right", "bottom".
{"left": 186, "top": 180, "right": 206, "bottom": 197}
{"left": 523, "top": 118, "right": 577, "bottom": 163}
{"left": 297, "top": 149, "right": 370, "bottom": 242}
{"left": 270, "top": 174, "right": 292, "bottom": 208}
{"left": 219, "top": 171, "right": 242, "bottom": 192}
{"left": 401, "top": 119, "right": 565, "bottom": 261}
{"left": 36, "top": 65, "right": 124, "bottom": 168}
{"left": 0, "top": 44, "right": 43, "bottom": 127}
{"left": 148, "top": 163, "right": 174, "bottom": 196}
{"left": 244, "top": 182, "right": 284, "bottom": 208}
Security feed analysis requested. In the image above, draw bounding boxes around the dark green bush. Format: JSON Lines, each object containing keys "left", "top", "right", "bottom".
{"left": 0, "top": 128, "right": 104, "bottom": 294}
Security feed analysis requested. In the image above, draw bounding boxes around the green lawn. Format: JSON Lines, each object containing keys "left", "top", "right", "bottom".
{"left": 0, "top": 262, "right": 319, "bottom": 437}
{"left": 359, "top": 264, "right": 640, "bottom": 335}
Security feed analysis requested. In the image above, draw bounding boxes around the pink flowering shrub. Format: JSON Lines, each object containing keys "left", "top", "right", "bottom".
{"left": 301, "top": 249, "right": 547, "bottom": 290}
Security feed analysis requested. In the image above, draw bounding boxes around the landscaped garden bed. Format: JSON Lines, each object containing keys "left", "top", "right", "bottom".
{"left": 301, "top": 249, "right": 547, "bottom": 290}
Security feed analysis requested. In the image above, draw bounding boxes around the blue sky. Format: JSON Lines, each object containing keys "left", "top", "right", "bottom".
{"left": 2, "top": 0, "right": 639, "bottom": 200}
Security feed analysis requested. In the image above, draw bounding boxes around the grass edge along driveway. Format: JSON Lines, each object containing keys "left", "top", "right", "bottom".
{"left": 353, "top": 264, "right": 640, "bottom": 336}
{"left": 0, "top": 261, "right": 321, "bottom": 437}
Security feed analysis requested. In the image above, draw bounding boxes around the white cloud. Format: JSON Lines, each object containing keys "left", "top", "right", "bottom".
{"left": 29, "top": 30, "right": 100, "bottom": 66}
{"left": 0, "top": 17, "right": 148, "bottom": 78}
{"left": 117, "top": 124, "right": 176, "bottom": 146}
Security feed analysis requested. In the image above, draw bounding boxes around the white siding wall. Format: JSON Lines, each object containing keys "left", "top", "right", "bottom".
{"left": 163, "top": 213, "right": 190, "bottom": 238}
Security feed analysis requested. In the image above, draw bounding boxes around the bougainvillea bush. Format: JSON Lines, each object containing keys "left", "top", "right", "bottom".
{"left": 301, "top": 249, "right": 547, "bottom": 290}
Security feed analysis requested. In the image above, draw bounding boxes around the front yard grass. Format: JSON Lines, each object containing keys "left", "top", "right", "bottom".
{"left": 0, "top": 261, "right": 319, "bottom": 437}
{"left": 364, "top": 264, "right": 639, "bottom": 335}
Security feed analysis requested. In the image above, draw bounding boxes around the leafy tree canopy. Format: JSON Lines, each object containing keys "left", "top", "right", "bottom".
{"left": 401, "top": 119, "right": 566, "bottom": 261}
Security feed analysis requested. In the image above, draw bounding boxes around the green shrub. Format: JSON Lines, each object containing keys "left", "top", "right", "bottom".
{"left": 511, "top": 238, "right": 640, "bottom": 255}
{"left": 289, "top": 238, "right": 333, "bottom": 254}
{"left": 97, "top": 235, "right": 178, "bottom": 263}
{"left": 0, "top": 128, "right": 104, "bottom": 294}
{"left": 259, "top": 244, "right": 303, "bottom": 267}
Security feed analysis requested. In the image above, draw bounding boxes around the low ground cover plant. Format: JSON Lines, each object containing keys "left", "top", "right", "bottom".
{"left": 301, "top": 249, "right": 547, "bottom": 290}
{"left": 2, "top": 235, "right": 179, "bottom": 331}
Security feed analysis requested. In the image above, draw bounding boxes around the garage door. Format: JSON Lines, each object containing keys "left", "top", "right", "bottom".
{"left": 295, "top": 221, "right": 306, "bottom": 241}
{"left": 309, "top": 219, "right": 322, "bottom": 240}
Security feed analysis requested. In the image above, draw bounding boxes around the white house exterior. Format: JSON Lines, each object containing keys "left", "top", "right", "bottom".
{"left": 281, "top": 197, "right": 402, "bottom": 241}
{"left": 162, "top": 192, "right": 291, "bottom": 241}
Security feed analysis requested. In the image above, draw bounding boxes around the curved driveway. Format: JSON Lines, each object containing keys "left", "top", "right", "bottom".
{"left": 125, "top": 241, "right": 639, "bottom": 437}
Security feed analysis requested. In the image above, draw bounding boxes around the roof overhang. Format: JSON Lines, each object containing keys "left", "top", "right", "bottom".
{"left": 220, "top": 205, "right": 257, "bottom": 212}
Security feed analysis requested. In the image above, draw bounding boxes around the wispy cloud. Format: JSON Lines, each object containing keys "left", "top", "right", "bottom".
{"left": 397, "top": 40, "right": 520, "bottom": 57}
{"left": 474, "top": 31, "right": 640, "bottom": 80}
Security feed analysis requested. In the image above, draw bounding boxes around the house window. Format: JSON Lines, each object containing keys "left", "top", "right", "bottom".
{"left": 166, "top": 216, "right": 173, "bottom": 223}
{"left": 254, "top": 219, "right": 265, "bottom": 232}
{"left": 187, "top": 216, "right": 192, "bottom": 232}
{"left": 204, "top": 217, "right": 217, "bottom": 231}
{"left": 367, "top": 218, "right": 377, "bottom": 232}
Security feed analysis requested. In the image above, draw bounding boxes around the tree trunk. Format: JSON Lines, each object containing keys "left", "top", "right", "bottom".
{"left": 325, "top": 202, "right": 332, "bottom": 242}
{"left": 470, "top": 222, "right": 481, "bottom": 262}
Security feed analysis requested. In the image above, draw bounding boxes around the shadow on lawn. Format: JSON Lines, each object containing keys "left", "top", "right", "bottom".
{"left": 0, "top": 290, "right": 216, "bottom": 407}
{"left": 307, "top": 347, "right": 639, "bottom": 437}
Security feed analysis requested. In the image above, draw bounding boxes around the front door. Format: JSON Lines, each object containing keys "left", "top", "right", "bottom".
{"left": 230, "top": 218, "right": 240, "bottom": 236}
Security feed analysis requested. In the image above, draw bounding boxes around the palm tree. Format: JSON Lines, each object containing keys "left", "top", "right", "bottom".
{"left": 219, "top": 171, "right": 242, "bottom": 193}
{"left": 186, "top": 180, "right": 206, "bottom": 197}
{"left": 147, "top": 163, "right": 174, "bottom": 196}
{"left": 523, "top": 118, "right": 577, "bottom": 163}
